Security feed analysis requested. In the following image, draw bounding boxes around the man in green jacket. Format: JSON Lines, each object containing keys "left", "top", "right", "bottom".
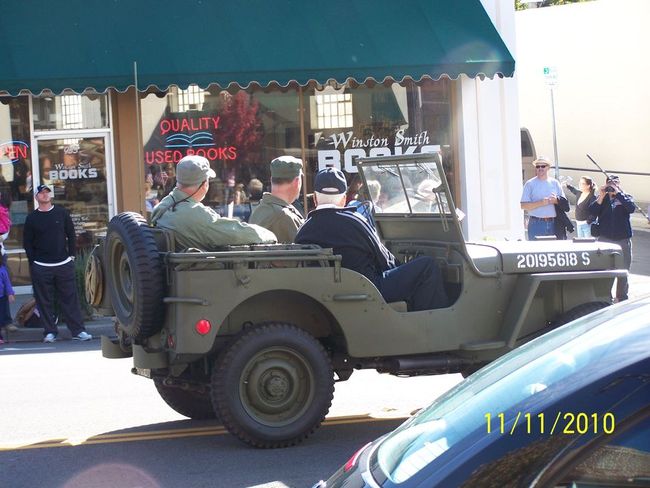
{"left": 152, "top": 155, "right": 276, "bottom": 249}
{"left": 249, "top": 156, "right": 305, "bottom": 242}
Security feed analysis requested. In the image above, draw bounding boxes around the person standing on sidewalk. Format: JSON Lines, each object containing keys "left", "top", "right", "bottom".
{"left": 589, "top": 175, "right": 636, "bottom": 302}
{"left": 0, "top": 258, "right": 15, "bottom": 344}
{"left": 520, "top": 157, "right": 565, "bottom": 240}
{"left": 23, "top": 184, "right": 92, "bottom": 343}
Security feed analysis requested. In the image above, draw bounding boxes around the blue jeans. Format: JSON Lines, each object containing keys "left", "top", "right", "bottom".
{"left": 378, "top": 256, "right": 449, "bottom": 311}
{"left": 575, "top": 222, "right": 592, "bottom": 238}
{"left": 527, "top": 217, "right": 555, "bottom": 241}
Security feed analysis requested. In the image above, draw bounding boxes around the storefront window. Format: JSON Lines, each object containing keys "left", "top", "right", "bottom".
{"left": 0, "top": 96, "right": 34, "bottom": 285}
{"left": 32, "top": 92, "right": 109, "bottom": 131}
{"left": 140, "top": 79, "right": 454, "bottom": 221}
{"left": 141, "top": 84, "right": 301, "bottom": 220}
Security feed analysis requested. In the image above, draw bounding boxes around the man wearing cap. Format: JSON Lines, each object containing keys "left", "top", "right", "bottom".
{"left": 589, "top": 175, "right": 636, "bottom": 302}
{"left": 249, "top": 156, "right": 305, "bottom": 243}
{"left": 23, "top": 184, "right": 92, "bottom": 343}
{"left": 295, "top": 168, "right": 448, "bottom": 312}
{"left": 520, "top": 156, "right": 566, "bottom": 240}
{"left": 151, "top": 155, "right": 276, "bottom": 250}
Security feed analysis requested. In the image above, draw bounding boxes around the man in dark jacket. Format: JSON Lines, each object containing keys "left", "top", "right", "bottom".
{"left": 295, "top": 168, "right": 448, "bottom": 312}
{"left": 589, "top": 175, "right": 636, "bottom": 302}
{"left": 23, "top": 184, "right": 92, "bottom": 342}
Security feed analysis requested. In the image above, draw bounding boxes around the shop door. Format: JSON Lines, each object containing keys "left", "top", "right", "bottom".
{"left": 33, "top": 133, "right": 115, "bottom": 253}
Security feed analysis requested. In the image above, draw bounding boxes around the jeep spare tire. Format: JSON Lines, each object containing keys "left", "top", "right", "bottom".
{"left": 104, "top": 212, "right": 164, "bottom": 340}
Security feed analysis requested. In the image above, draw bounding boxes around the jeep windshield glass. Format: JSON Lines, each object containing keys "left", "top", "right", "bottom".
{"left": 370, "top": 298, "right": 650, "bottom": 484}
{"left": 363, "top": 161, "right": 451, "bottom": 215}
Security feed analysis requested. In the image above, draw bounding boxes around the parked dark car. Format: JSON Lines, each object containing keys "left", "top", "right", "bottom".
{"left": 315, "top": 296, "right": 650, "bottom": 488}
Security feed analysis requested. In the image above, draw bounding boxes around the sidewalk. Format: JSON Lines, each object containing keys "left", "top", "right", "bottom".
{"left": 4, "top": 294, "right": 116, "bottom": 343}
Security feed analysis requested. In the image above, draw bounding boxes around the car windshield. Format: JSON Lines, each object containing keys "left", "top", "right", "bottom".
{"left": 362, "top": 161, "right": 452, "bottom": 215}
{"left": 373, "top": 298, "right": 650, "bottom": 484}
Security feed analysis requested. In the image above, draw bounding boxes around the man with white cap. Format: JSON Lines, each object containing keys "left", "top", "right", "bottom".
{"left": 23, "top": 184, "right": 92, "bottom": 343}
{"left": 152, "top": 155, "right": 276, "bottom": 249}
{"left": 249, "top": 155, "right": 305, "bottom": 242}
{"left": 520, "top": 156, "right": 566, "bottom": 240}
{"left": 295, "top": 168, "right": 448, "bottom": 312}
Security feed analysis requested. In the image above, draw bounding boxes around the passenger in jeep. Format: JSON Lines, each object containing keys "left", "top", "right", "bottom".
{"left": 151, "top": 155, "right": 276, "bottom": 250}
{"left": 295, "top": 168, "right": 448, "bottom": 312}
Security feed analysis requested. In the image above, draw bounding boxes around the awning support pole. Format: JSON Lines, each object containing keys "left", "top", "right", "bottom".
{"left": 298, "top": 85, "right": 308, "bottom": 214}
{"left": 134, "top": 61, "right": 146, "bottom": 216}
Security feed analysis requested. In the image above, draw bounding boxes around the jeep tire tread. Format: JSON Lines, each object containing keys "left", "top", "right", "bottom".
{"left": 211, "top": 323, "right": 334, "bottom": 448}
{"left": 555, "top": 301, "right": 610, "bottom": 326}
{"left": 104, "top": 212, "right": 164, "bottom": 340}
{"left": 153, "top": 377, "right": 216, "bottom": 420}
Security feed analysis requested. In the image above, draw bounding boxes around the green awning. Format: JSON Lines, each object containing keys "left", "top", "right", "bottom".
{"left": 0, "top": 0, "right": 514, "bottom": 96}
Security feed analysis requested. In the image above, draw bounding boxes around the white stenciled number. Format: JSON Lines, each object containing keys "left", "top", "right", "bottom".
{"left": 526, "top": 254, "right": 536, "bottom": 268}
{"left": 569, "top": 253, "right": 578, "bottom": 266}
{"left": 581, "top": 252, "right": 591, "bottom": 266}
{"left": 538, "top": 254, "right": 548, "bottom": 267}
{"left": 547, "top": 254, "right": 557, "bottom": 267}
{"left": 557, "top": 253, "right": 566, "bottom": 266}
{"left": 517, "top": 255, "right": 525, "bottom": 268}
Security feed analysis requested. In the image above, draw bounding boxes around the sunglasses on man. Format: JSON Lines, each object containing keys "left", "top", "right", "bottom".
{"left": 535, "top": 165, "right": 549, "bottom": 169}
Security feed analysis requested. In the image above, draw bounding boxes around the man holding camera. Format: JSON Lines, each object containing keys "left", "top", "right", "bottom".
{"left": 589, "top": 175, "right": 636, "bottom": 302}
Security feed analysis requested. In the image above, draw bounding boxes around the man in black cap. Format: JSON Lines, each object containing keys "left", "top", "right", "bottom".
{"left": 23, "top": 184, "right": 92, "bottom": 343}
{"left": 152, "top": 155, "right": 276, "bottom": 249}
{"left": 249, "top": 156, "right": 305, "bottom": 242}
{"left": 295, "top": 168, "right": 448, "bottom": 312}
{"left": 589, "top": 175, "right": 636, "bottom": 302}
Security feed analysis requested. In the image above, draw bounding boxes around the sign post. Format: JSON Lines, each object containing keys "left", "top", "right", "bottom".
{"left": 543, "top": 66, "right": 560, "bottom": 178}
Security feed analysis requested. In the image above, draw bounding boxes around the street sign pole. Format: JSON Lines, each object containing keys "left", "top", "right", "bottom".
{"left": 543, "top": 66, "right": 560, "bottom": 178}
{"left": 550, "top": 87, "right": 559, "bottom": 178}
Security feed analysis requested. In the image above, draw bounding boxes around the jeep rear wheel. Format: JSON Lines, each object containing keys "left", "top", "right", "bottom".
{"left": 211, "top": 323, "right": 334, "bottom": 448}
{"left": 104, "top": 212, "right": 164, "bottom": 340}
{"left": 555, "top": 301, "right": 610, "bottom": 326}
{"left": 153, "top": 377, "right": 216, "bottom": 420}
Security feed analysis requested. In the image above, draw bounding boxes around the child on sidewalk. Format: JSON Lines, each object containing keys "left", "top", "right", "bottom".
{"left": 0, "top": 259, "right": 15, "bottom": 344}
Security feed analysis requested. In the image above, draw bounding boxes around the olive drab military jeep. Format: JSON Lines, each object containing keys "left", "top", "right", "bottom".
{"left": 87, "top": 153, "right": 626, "bottom": 448}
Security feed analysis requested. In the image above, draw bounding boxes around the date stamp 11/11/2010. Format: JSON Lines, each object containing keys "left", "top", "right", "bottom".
{"left": 485, "top": 412, "right": 615, "bottom": 436}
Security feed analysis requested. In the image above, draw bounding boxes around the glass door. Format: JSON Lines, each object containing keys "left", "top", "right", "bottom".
{"left": 33, "top": 133, "right": 115, "bottom": 253}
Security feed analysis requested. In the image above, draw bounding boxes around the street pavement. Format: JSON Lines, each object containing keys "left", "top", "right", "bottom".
{"left": 4, "top": 216, "right": 650, "bottom": 344}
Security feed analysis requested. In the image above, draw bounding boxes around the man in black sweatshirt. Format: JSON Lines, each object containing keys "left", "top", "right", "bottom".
{"left": 295, "top": 168, "right": 448, "bottom": 312}
{"left": 23, "top": 184, "right": 92, "bottom": 342}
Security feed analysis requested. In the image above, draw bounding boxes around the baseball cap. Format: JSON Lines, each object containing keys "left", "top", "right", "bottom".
{"left": 176, "top": 155, "right": 216, "bottom": 186}
{"left": 606, "top": 174, "right": 620, "bottom": 183}
{"left": 314, "top": 167, "right": 347, "bottom": 195}
{"left": 36, "top": 184, "right": 52, "bottom": 194}
{"left": 270, "top": 156, "right": 303, "bottom": 179}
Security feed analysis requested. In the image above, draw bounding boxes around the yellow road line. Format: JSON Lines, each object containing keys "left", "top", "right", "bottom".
{"left": 0, "top": 415, "right": 406, "bottom": 452}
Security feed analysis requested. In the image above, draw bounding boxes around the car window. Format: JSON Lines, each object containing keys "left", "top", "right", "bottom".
{"left": 554, "top": 417, "right": 650, "bottom": 487}
{"left": 373, "top": 299, "right": 650, "bottom": 484}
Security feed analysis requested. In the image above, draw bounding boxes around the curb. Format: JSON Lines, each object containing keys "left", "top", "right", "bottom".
{"left": 4, "top": 317, "right": 117, "bottom": 343}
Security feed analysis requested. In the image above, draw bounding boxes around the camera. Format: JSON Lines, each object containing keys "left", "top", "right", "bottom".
{"left": 605, "top": 185, "right": 616, "bottom": 192}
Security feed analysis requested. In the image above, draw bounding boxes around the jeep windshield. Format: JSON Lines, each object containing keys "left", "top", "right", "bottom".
{"left": 357, "top": 156, "right": 452, "bottom": 216}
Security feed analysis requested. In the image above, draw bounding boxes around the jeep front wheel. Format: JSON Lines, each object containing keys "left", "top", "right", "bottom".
{"left": 153, "top": 377, "right": 216, "bottom": 420}
{"left": 555, "top": 301, "right": 610, "bottom": 326}
{"left": 211, "top": 323, "right": 334, "bottom": 448}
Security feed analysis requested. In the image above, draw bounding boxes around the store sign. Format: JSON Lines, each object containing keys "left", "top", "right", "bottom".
{"left": 315, "top": 129, "right": 440, "bottom": 172}
{"left": 49, "top": 163, "right": 98, "bottom": 180}
{"left": 145, "top": 114, "right": 237, "bottom": 164}
{"left": 0, "top": 140, "right": 30, "bottom": 164}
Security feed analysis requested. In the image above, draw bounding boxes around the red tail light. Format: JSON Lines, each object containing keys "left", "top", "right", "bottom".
{"left": 195, "top": 319, "right": 211, "bottom": 335}
{"left": 344, "top": 442, "right": 371, "bottom": 472}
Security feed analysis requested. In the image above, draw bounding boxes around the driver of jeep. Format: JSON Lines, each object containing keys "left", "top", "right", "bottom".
{"left": 151, "top": 155, "right": 276, "bottom": 250}
{"left": 295, "top": 167, "right": 448, "bottom": 312}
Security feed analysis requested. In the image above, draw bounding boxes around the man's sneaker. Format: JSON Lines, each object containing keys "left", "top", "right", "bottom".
{"left": 43, "top": 333, "right": 56, "bottom": 343}
{"left": 73, "top": 331, "right": 93, "bottom": 341}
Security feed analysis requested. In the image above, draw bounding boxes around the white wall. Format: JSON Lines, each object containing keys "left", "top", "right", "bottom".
{"left": 517, "top": 0, "right": 650, "bottom": 203}
{"left": 460, "top": 0, "right": 525, "bottom": 241}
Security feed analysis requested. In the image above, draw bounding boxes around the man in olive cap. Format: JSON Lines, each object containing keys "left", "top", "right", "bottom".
{"left": 249, "top": 155, "right": 305, "bottom": 243}
{"left": 152, "top": 155, "right": 276, "bottom": 249}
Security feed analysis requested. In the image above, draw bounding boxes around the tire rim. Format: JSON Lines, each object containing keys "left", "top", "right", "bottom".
{"left": 111, "top": 240, "right": 134, "bottom": 315}
{"left": 239, "top": 347, "right": 315, "bottom": 427}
